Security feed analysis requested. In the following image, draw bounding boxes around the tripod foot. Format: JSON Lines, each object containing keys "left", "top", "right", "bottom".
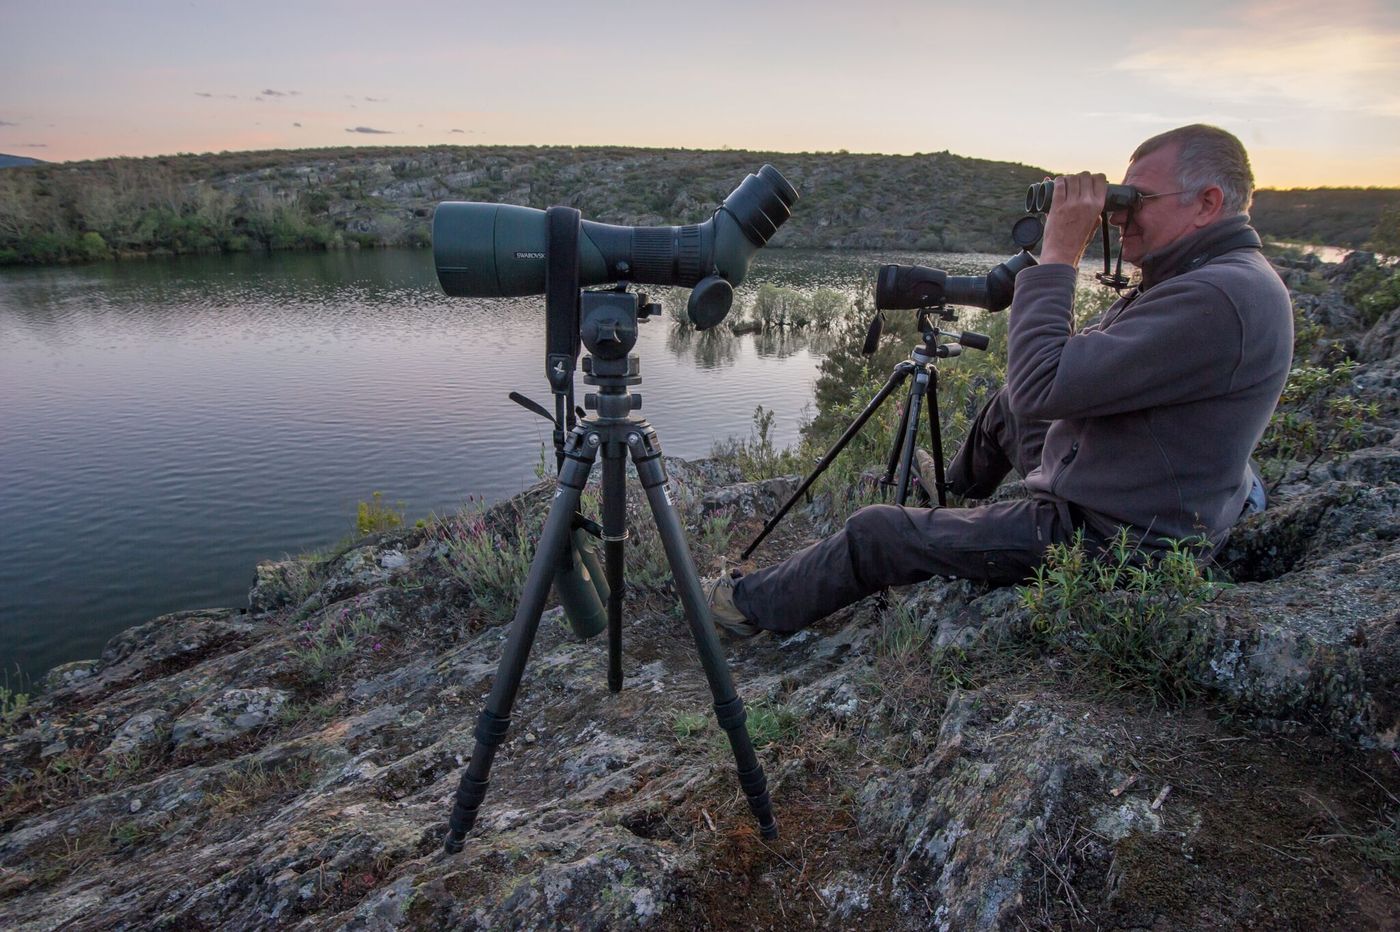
{"left": 715, "top": 696, "right": 779, "bottom": 840}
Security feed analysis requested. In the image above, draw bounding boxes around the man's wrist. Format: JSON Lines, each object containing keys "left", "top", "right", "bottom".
{"left": 1037, "top": 247, "right": 1082, "bottom": 268}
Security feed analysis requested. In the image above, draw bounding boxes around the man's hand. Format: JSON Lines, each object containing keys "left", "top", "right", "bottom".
{"left": 1039, "top": 172, "right": 1107, "bottom": 268}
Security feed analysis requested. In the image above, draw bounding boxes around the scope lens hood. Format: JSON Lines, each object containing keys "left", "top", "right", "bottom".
{"left": 722, "top": 164, "right": 799, "bottom": 247}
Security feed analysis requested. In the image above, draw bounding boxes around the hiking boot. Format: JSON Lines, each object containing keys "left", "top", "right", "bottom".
{"left": 913, "top": 448, "right": 940, "bottom": 500}
{"left": 703, "top": 574, "right": 761, "bottom": 638}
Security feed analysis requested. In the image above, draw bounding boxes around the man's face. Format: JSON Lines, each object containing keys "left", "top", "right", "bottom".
{"left": 1109, "top": 142, "right": 1207, "bottom": 266}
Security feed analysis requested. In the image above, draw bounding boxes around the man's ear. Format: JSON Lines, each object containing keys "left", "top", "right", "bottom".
{"left": 1196, "top": 185, "right": 1226, "bottom": 226}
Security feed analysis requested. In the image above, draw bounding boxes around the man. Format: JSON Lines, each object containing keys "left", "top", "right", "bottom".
{"left": 710, "top": 124, "right": 1293, "bottom": 637}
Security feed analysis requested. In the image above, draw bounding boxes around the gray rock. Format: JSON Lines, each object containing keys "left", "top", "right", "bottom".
{"left": 1360, "top": 305, "right": 1400, "bottom": 363}
{"left": 103, "top": 708, "right": 168, "bottom": 756}
{"left": 170, "top": 687, "right": 289, "bottom": 749}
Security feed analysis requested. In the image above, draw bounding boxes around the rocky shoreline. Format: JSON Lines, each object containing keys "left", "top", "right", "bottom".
{"left": 1, "top": 254, "right": 1398, "bottom": 929}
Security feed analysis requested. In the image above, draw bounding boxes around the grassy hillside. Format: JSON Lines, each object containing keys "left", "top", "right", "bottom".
{"left": 1, "top": 145, "right": 1394, "bottom": 265}
{"left": 0, "top": 145, "right": 1047, "bottom": 264}
{"left": 1251, "top": 187, "right": 1400, "bottom": 250}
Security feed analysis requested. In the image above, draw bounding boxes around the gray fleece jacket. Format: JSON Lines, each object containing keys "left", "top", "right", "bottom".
{"left": 1006, "top": 216, "right": 1293, "bottom": 549}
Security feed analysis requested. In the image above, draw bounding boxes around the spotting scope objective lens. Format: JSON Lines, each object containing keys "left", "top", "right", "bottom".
{"left": 876, "top": 250, "right": 1037, "bottom": 314}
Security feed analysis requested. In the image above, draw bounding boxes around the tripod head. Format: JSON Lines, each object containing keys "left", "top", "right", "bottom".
{"left": 912, "top": 306, "right": 990, "bottom": 362}
{"left": 574, "top": 285, "right": 659, "bottom": 419}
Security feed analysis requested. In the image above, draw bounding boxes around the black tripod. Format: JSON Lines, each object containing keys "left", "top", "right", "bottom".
{"left": 443, "top": 285, "right": 776, "bottom": 854}
{"left": 743, "top": 306, "right": 987, "bottom": 559}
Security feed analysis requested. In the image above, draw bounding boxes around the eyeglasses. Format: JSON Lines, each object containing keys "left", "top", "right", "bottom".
{"left": 1135, "top": 189, "right": 1193, "bottom": 205}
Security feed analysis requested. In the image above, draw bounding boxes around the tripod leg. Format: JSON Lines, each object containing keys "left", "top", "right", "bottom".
{"left": 628, "top": 430, "right": 778, "bottom": 839}
{"left": 926, "top": 368, "right": 948, "bottom": 507}
{"left": 742, "top": 363, "right": 912, "bottom": 560}
{"left": 882, "top": 379, "right": 915, "bottom": 489}
{"left": 443, "top": 439, "right": 597, "bottom": 854}
{"left": 602, "top": 444, "right": 627, "bottom": 692}
{"left": 895, "top": 368, "right": 930, "bottom": 504}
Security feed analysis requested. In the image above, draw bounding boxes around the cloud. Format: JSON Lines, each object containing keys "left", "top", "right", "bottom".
{"left": 1114, "top": 1, "right": 1400, "bottom": 117}
{"left": 0, "top": 119, "right": 17, "bottom": 126}
{"left": 364, "top": 96, "right": 387, "bottom": 103}
{"left": 346, "top": 126, "right": 393, "bottom": 134}
{"left": 21, "top": 143, "right": 48, "bottom": 148}
{"left": 1081, "top": 111, "right": 1280, "bottom": 126}
{"left": 261, "top": 89, "right": 299, "bottom": 97}
{"left": 195, "top": 92, "right": 238, "bottom": 99}
{"left": 293, "top": 122, "right": 302, "bottom": 128}
{"left": 450, "top": 128, "right": 465, "bottom": 134}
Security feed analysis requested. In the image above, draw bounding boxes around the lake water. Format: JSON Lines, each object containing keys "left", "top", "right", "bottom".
{"left": 0, "top": 246, "right": 1002, "bottom": 682}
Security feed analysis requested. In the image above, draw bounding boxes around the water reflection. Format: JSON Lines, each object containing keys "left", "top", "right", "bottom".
{"left": 0, "top": 245, "right": 999, "bottom": 682}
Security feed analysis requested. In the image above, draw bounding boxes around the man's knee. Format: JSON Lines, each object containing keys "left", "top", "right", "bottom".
{"left": 843, "top": 504, "right": 927, "bottom": 585}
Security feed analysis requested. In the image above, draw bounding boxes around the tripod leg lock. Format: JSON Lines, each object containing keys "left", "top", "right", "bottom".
{"left": 442, "top": 709, "right": 514, "bottom": 854}
{"left": 444, "top": 772, "right": 490, "bottom": 853}
{"left": 713, "top": 696, "right": 748, "bottom": 731}
{"left": 473, "top": 709, "right": 511, "bottom": 746}
{"left": 713, "top": 697, "right": 778, "bottom": 839}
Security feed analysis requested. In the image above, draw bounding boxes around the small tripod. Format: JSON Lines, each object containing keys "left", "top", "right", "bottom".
{"left": 443, "top": 284, "right": 777, "bottom": 853}
{"left": 743, "top": 306, "right": 987, "bottom": 559}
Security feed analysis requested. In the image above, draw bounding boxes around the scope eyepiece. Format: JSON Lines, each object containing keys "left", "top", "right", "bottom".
{"left": 1025, "top": 181, "right": 1141, "bottom": 214}
{"left": 721, "top": 164, "right": 799, "bottom": 246}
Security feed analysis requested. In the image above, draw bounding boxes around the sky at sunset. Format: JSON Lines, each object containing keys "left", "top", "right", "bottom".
{"left": 3, "top": 0, "right": 1398, "bottom": 188}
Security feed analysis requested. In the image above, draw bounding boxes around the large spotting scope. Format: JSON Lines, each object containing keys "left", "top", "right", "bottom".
{"left": 433, "top": 165, "right": 799, "bottom": 329}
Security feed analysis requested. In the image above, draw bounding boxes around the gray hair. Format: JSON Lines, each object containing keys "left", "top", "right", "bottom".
{"left": 1131, "top": 124, "right": 1254, "bottom": 216}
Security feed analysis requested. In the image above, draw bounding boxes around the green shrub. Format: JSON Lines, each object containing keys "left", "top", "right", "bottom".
{"left": 290, "top": 604, "right": 382, "bottom": 683}
{"left": 1020, "top": 530, "right": 1221, "bottom": 703}
{"left": 1257, "top": 361, "right": 1380, "bottom": 489}
{"left": 76, "top": 231, "right": 110, "bottom": 260}
{"left": 1, "top": 685, "right": 30, "bottom": 735}
{"left": 742, "top": 699, "right": 799, "bottom": 749}
{"left": 1343, "top": 265, "right": 1400, "bottom": 326}
{"left": 356, "top": 491, "right": 406, "bottom": 536}
{"left": 435, "top": 500, "right": 537, "bottom": 624}
{"left": 711, "top": 405, "right": 801, "bottom": 482}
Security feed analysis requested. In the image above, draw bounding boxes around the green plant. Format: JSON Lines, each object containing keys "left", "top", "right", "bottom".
{"left": 671, "top": 711, "right": 710, "bottom": 739}
{"left": 357, "top": 491, "right": 406, "bottom": 536}
{"left": 742, "top": 699, "right": 799, "bottom": 749}
{"left": 1343, "top": 264, "right": 1400, "bottom": 326}
{"left": 1370, "top": 205, "right": 1400, "bottom": 257}
{"left": 1020, "top": 529, "right": 1221, "bottom": 703}
{"left": 1, "top": 684, "right": 30, "bottom": 734}
{"left": 290, "top": 602, "right": 383, "bottom": 683}
{"left": 807, "top": 288, "right": 850, "bottom": 330}
{"left": 1074, "top": 282, "right": 1121, "bottom": 328}
{"left": 693, "top": 509, "right": 735, "bottom": 568}
{"left": 204, "top": 758, "right": 322, "bottom": 820}
{"left": 875, "top": 601, "right": 928, "bottom": 662}
{"left": 435, "top": 500, "right": 537, "bottom": 623}
{"left": 749, "top": 283, "right": 808, "bottom": 330}
{"left": 711, "top": 405, "right": 802, "bottom": 483}
{"left": 1256, "top": 361, "right": 1380, "bottom": 490}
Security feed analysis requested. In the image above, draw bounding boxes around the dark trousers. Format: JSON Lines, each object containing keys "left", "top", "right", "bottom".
{"left": 733, "top": 387, "right": 1079, "bottom": 633}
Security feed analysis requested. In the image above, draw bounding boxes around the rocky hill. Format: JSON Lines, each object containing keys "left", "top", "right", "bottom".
{"left": 1, "top": 255, "right": 1398, "bottom": 928}
{"left": 4, "top": 145, "right": 1395, "bottom": 266}
{"left": 0, "top": 154, "right": 46, "bottom": 169}
{"left": 0, "top": 145, "right": 1046, "bottom": 265}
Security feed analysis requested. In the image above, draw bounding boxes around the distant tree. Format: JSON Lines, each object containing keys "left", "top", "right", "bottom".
{"left": 1370, "top": 205, "right": 1400, "bottom": 258}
